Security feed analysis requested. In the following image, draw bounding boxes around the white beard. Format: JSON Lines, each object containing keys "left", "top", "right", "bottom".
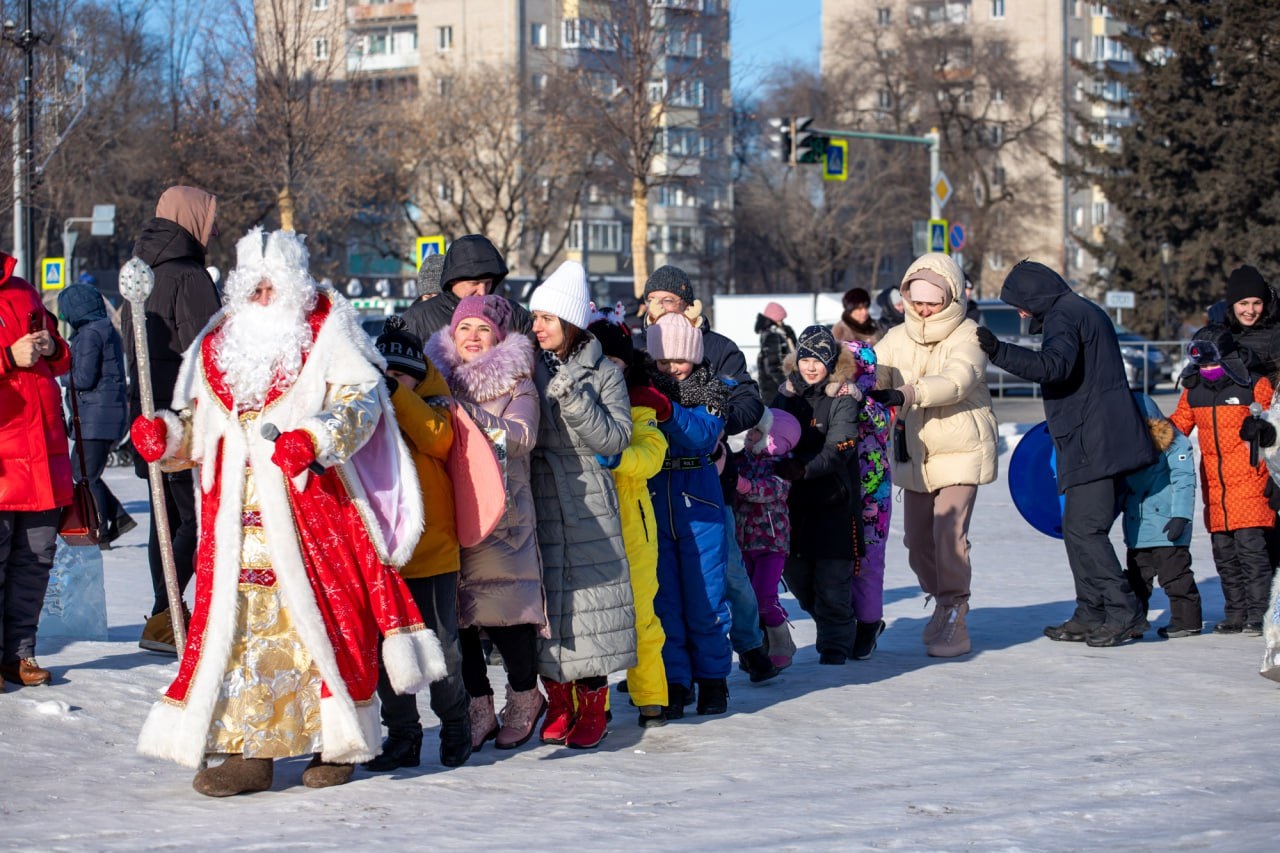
{"left": 215, "top": 300, "right": 313, "bottom": 410}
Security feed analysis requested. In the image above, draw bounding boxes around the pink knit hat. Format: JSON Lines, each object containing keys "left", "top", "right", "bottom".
{"left": 451, "top": 294, "right": 513, "bottom": 341}
{"left": 646, "top": 313, "right": 703, "bottom": 363}
{"left": 763, "top": 302, "right": 787, "bottom": 323}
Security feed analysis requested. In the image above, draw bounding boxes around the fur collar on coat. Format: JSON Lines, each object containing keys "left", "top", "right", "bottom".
{"left": 779, "top": 345, "right": 858, "bottom": 399}
{"left": 424, "top": 329, "right": 535, "bottom": 404}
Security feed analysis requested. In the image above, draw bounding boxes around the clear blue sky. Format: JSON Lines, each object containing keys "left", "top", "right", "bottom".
{"left": 730, "top": 0, "right": 823, "bottom": 93}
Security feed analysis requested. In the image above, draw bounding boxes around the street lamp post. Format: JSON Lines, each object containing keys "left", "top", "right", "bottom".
{"left": 1159, "top": 241, "right": 1174, "bottom": 340}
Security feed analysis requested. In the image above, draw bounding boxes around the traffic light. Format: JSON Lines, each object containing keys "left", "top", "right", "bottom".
{"left": 792, "top": 116, "right": 829, "bottom": 164}
{"left": 766, "top": 116, "right": 792, "bottom": 164}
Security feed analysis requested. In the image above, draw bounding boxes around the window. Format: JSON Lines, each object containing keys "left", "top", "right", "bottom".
{"left": 368, "top": 32, "right": 389, "bottom": 55}
{"left": 879, "top": 255, "right": 895, "bottom": 275}
{"left": 531, "top": 73, "right": 548, "bottom": 94}
{"left": 1092, "top": 35, "right": 1106, "bottom": 61}
{"left": 1072, "top": 0, "right": 1084, "bottom": 17}
{"left": 657, "top": 185, "right": 698, "bottom": 207}
{"left": 563, "top": 19, "right": 581, "bottom": 48}
{"left": 437, "top": 76, "right": 452, "bottom": 96}
{"left": 663, "top": 127, "right": 701, "bottom": 157}
{"left": 669, "top": 80, "right": 705, "bottom": 108}
{"left": 990, "top": 0, "right": 1005, "bottom": 18}
{"left": 436, "top": 26, "right": 453, "bottom": 51}
{"left": 877, "top": 89, "right": 893, "bottom": 109}
{"left": 530, "top": 22, "right": 547, "bottom": 48}
{"left": 989, "top": 124, "right": 1004, "bottom": 146}
{"left": 1093, "top": 201, "right": 1108, "bottom": 225}
{"left": 566, "top": 221, "right": 622, "bottom": 253}
{"left": 1072, "top": 206, "right": 1085, "bottom": 227}
{"left": 1091, "top": 3, "right": 1109, "bottom": 17}
{"left": 313, "top": 37, "right": 329, "bottom": 61}
{"left": 667, "top": 30, "right": 703, "bottom": 58}
{"left": 438, "top": 182, "right": 453, "bottom": 202}
{"left": 1070, "top": 37, "right": 1082, "bottom": 60}
{"left": 992, "top": 86, "right": 1004, "bottom": 104}
{"left": 312, "top": 0, "right": 328, "bottom": 9}
{"left": 876, "top": 7, "right": 891, "bottom": 26}
{"left": 993, "top": 165, "right": 1006, "bottom": 185}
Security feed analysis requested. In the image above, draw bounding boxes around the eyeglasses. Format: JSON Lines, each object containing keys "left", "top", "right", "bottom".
{"left": 1186, "top": 340, "right": 1221, "bottom": 365}
{"left": 647, "top": 296, "right": 682, "bottom": 309}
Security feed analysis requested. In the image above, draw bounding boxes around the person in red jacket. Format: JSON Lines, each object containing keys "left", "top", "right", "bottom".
{"left": 1170, "top": 325, "right": 1276, "bottom": 634}
{"left": 0, "top": 250, "right": 73, "bottom": 689}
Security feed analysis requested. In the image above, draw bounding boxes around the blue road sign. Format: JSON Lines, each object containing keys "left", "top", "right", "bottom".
{"left": 928, "top": 219, "right": 949, "bottom": 253}
{"left": 949, "top": 223, "right": 966, "bottom": 252}
{"left": 823, "top": 139, "right": 848, "bottom": 182}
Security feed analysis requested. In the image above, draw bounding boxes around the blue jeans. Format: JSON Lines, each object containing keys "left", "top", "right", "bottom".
{"left": 722, "top": 506, "right": 764, "bottom": 653}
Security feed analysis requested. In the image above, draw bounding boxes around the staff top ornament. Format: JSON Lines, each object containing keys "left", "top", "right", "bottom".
{"left": 118, "top": 256, "right": 156, "bottom": 304}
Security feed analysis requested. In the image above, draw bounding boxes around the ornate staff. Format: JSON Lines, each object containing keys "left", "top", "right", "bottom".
{"left": 119, "top": 257, "right": 186, "bottom": 658}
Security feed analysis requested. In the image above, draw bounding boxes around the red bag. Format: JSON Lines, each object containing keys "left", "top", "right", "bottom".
{"left": 58, "top": 367, "right": 102, "bottom": 547}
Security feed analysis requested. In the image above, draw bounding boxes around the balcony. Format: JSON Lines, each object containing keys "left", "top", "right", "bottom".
{"left": 348, "top": 2, "right": 415, "bottom": 23}
{"left": 348, "top": 51, "right": 419, "bottom": 73}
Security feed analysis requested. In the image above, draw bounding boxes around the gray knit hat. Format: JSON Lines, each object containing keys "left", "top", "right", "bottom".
{"left": 643, "top": 265, "right": 696, "bottom": 307}
{"left": 416, "top": 254, "right": 445, "bottom": 298}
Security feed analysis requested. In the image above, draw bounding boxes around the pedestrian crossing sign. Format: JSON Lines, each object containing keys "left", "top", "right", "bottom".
{"left": 43, "top": 258, "right": 66, "bottom": 290}
{"left": 416, "top": 236, "right": 446, "bottom": 269}
{"left": 927, "top": 219, "right": 949, "bottom": 254}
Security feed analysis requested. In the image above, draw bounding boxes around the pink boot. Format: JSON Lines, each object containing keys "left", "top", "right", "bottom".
{"left": 495, "top": 684, "right": 546, "bottom": 750}
{"left": 469, "top": 694, "right": 499, "bottom": 751}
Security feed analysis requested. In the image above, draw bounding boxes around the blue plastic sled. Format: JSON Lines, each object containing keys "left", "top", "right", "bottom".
{"left": 1008, "top": 421, "right": 1065, "bottom": 539}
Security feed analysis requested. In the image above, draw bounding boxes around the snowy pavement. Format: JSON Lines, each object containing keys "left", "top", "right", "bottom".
{"left": 2, "top": 431, "right": 1278, "bottom": 852}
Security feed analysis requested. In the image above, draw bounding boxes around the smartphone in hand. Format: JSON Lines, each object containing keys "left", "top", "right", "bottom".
{"left": 27, "top": 309, "right": 44, "bottom": 334}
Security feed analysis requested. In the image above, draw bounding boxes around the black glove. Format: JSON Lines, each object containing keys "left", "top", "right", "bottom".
{"left": 1163, "top": 517, "right": 1189, "bottom": 542}
{"left": 976, "top": 326, "right": 999, "bottom": 356}
{"left": 1240, "top": 416, "right": 1277, "bottom": 448}
{"left": 774, "top": 457, "right": 806, "bottom": 482}
{"left": 868, "top": 388, "right": 906, "bottom": 407}
{"left": 1266, "top": 479, "right": 1280, "bottom": 512}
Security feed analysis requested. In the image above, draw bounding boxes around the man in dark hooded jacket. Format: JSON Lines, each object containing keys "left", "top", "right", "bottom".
{"left": 121, "top": 185, "right": 221, "bottom": 654}
{"left": 977, "top": 260, "right": 1157, "bottom": 647}
{"left": 400, "top": 234, "right": 531, "bottom": 342}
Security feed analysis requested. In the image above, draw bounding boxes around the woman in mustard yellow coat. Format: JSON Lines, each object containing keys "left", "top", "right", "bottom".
{"left": 589, "top": 318, "right": 669, "bottom": 727}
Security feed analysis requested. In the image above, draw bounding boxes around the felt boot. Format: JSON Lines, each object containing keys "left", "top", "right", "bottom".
{"left": 301, "top": 754, "right": 354, "bottom": 789}
{"left": 192, "top": 754, "right": 273, "bottom": 797}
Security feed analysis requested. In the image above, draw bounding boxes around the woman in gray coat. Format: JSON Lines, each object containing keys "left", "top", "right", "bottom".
{"left": 424, "top": 294, "right": 547, "bottom": 754}
{"left": 528, "top": 261, "right": 636, "bottom": 750}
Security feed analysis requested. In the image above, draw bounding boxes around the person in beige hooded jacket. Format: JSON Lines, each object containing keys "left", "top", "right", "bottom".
{"left": 870, "top": 253, "right": 997, "bottom": 657}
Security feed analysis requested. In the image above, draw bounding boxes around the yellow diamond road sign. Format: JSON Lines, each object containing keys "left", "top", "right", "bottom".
{"left": 933, "top": 171, "right": 953, "bottom": 211}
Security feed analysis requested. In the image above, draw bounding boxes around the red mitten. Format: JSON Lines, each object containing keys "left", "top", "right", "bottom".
{"left": 736, "top": 475, "right": 751, "bottom": 495}
{"left": 130, "top": 415, "right": 168, "bottom": 464}
{"left": 271, "top": 429, "right": 318, "bottom": 478}
{"left": 630, "top": 386, "right": 672, "bottom": 422}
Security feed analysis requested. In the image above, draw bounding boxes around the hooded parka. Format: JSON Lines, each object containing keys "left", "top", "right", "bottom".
{"left": 59, "top": 283, "right": 128, "bottom": 442}
{"left": 874, "top": 253, "right": 998, "bottom": 493}
{"left": 0, "top": 253, "right": 73, "bottom": 512}
{"left": 424, "top": 329, "right": 545, "bottom": 630}
{"left": 531, "top": 336, "right": 637, "bottom": 681}
{"left": 1123, "top": 395, "right": 1196, "bottom": 549}
{"left": 401, "top": 236, "right": 531, "bottom": 342}
{"left": 986, "top": 260, "right": 1156, "bottom": 491}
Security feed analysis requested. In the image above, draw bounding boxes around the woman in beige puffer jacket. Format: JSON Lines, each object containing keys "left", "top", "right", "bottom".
{"left": 872, "top": 252, "right": 997, "bottom": 658}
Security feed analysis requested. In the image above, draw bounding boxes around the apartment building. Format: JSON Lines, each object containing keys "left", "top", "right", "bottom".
{"left": 822, "top": 0, "right": 1131, "bottom": 291}
{"left": 293, "top": 0, "right": 732, "bottom": 298}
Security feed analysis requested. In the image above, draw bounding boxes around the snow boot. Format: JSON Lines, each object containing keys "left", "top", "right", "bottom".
{"left": 192, "top": 754, "right": 273, "bottom": 797}
{"left": 566, "top": 682, "right": 610, "bottom": 749}
{"left": 851, "top": 619, "right": 886, "bottom": 660}
{"left": 665, "top": 683, "right": 688, "bottom": 720}
{"left": 139, "top": 607, "right": 189, "bottom": 655}
{"left": 638, "top": 704, "right": 667, "bottom": 728}
{"left": 921, "top": 599, "right": 947, "bottom": 646}
{"left": 438, "top": 716, "right": 472, "bottom": 767}
{"left": 927, "top": 603, "right": 971, "bottom": 657}
{"left": 469, "top": 693, "right": 499, "bottom": 751}
{"left": 363, "top": 730, "right": 423, "bottom": 771}
{"left": 1043, "top": 619, "right": 1090, "bottom": 642}
{"left": 695, "top": 678, "right": 729, "bottom": 715}
{"left": 301, "top": 754, "right": 354, "bottom": 789}
{"left": 0, "top": 657, "right": 50, "bottom": 686}
{"left": 739, "top": 646, "right": 780, "bottom": 683}
{"left": 763, "top": 622, "right": 796, "bottom": 671}
{"left": 539, "top": 678, "right": 577, "bottom": 744}
{"left": 496, "top": 684, "right": 546, "bottom": 749}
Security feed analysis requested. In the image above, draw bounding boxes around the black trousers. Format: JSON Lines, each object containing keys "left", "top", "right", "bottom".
{"left": 459, "top": 623, "right": 539, "bottom": 697}
{"left": 1062, "top": 477, "right": 1143, "bottom": 627}
{"left": 0, "top": 509, "right": 59, "bottom": 663}
{"left": 146, "top": 469, "right": 198, "bottom": 616}
{"left": 782, "top": 556, "right": 856, "bottom": 657}
{"left": 1210, "top": 527, "right": 1275, "bottom": 622}
{"left": 1125, "top": 546, "right": 1202, "bottom": 631}
{"left": 75, "top": 439, "right": 126, "bottom": 537}
{"left": 375, "top": 573, "right": 467, "bottom": 738}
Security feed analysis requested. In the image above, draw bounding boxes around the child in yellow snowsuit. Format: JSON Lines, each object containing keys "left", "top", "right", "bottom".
{"left": 589, "top": 316, "right": 669, "bottom": 727}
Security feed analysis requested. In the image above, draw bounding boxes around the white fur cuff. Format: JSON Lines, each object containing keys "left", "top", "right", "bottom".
{"left": 382, "top": 628, "right": 447, "bottom": 695}
{"left": 158, "top": 410, "right": 185, "bottom": 462}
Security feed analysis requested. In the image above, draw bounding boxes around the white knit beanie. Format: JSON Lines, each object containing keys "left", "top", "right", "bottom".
{"left": 646, "top": 312, "right": 704, "bottom": 363}
{"left": 530, "top": 260, "right": 591, "bottom": 329}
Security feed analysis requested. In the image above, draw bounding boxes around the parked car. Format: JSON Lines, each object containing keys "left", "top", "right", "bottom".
{"left": 972, "top": 299, "right": 1169, "bottom": 393}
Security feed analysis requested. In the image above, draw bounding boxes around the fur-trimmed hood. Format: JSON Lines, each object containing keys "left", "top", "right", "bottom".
{"left": 424, "top": 327, "right": 535, "bottom": 404}
{"left": 1147, "top": 416, "right": 1176, "bottom": 453}
{"left": 779, "top": 344, "right": 858, "bottom": 399}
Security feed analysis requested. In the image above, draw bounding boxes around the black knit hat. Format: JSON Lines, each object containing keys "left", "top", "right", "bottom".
{"left": 1225, "top": 264, "right": 1270, "bottom": 306}
{"left": 376, "top": 315, "right": 427, "bottom": 382}
{"left": 643, "top": 265, "right": 696, "bottom": 307}
{"left": 796, "top": 324, "right": 839, "bottom": 373}
{"left": 588, "top": 318, "right": 634, "bottom": 365}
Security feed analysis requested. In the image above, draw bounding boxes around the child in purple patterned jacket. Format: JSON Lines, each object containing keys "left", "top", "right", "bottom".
{"left": 733, "top": 407, "right": 803, "bottom": 669}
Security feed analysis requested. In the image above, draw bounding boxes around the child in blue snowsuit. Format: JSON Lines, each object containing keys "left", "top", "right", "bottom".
{"left": 637, "top": 313, "right": 733, "bottom": 719}
{"left": 1121, "top": 393, "right": 1202, "bottom": 637}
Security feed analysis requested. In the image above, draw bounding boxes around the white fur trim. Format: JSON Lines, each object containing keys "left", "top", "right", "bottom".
{"left": 319, "top": 696, "right": 380, "bottom": 765}
{"left": 157, "top": 409, "right": 185, "bottom": 462}
{"left": 382, "top": 628, "right": 447, "bottom": 695}
{"left": 751, "top": 408, "right": 773, "bottom": 454}
{"left": 137, "top": 697, "right": 206, "bottom": 769}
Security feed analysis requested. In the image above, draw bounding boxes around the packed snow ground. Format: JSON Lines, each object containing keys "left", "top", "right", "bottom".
{"left": 3, "top": 425, "right": 1279, "bottom": 852}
